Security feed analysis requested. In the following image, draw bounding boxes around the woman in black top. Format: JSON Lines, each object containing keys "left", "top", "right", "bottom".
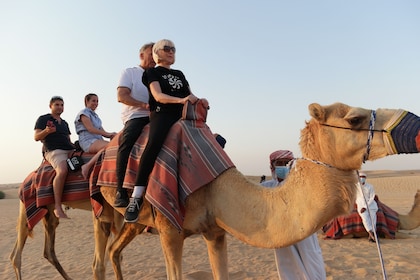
{"left": 124, "top": 39, "right": 198, "bottom": 222}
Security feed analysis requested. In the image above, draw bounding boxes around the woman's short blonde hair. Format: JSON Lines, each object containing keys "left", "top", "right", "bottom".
{"left": 152, "top": 39, "right": 175, "bottom": 64}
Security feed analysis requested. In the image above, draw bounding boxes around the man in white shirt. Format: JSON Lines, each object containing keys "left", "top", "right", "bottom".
{"left": 114, "top": 42, "right": 156, "bottom": 207}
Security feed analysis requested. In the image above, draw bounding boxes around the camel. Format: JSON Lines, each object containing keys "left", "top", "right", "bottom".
{"left": 95, "top": 102, "right": 420, "bottom": 279}
{"left": 10, "top": 102, "right": 420, "bottom": 280}
{"left": 9, "top": 185, "right": 124, "bottom": 280}
{"left": 322, "top": 190, "right": 420, "bottom": 239}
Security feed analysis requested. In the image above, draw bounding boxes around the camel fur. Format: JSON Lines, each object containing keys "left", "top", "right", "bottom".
{"left": 98, "top": 102, "right": 420, "bottom": 280}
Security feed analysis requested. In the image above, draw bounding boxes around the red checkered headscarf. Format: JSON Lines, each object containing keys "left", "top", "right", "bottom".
{"left": 269, "top": 150, "right": 294, "bottom": 162}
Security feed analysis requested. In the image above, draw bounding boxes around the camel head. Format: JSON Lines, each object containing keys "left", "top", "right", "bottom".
{"left": 300, "top": 102, "right": 420, "bottom": 170}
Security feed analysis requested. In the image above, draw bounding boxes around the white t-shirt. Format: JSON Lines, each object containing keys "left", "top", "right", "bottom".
{"left": 118, "top": 66, "right": 150, "bottom": 124}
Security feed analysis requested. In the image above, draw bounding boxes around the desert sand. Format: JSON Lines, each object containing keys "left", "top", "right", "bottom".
{"left": 1, "top": 170, "right": 420, "bottom": 280}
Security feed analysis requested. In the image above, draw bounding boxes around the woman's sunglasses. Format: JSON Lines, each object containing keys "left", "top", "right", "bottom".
{"left": 162, "top": 46, "right": 176, "bottom": 53}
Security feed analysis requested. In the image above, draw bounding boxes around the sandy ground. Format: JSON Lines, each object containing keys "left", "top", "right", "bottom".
{"left": 1, "top": 170, "right": 420, "bottom": 280}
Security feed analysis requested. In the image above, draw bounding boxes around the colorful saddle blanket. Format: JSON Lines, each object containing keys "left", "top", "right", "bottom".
{"left": 322, "top": 196, "right": 399, "bottom": 239}
{"left": 91, "top": 99, "right": 235, "bottom": 231}
{"left": 19, "top": 153, "right": 93, "bottom": 230}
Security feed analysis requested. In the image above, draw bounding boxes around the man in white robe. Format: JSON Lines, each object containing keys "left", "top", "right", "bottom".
{"left": 261, "top": 150, "right": 326, "bottom": 280}
{"left": 356, "top": 172, "right": 378, "bottom": 242}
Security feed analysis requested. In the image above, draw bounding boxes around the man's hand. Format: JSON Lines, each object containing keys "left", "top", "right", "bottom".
{"left": 46, "top": 121, "right": 56, "bottom": 134}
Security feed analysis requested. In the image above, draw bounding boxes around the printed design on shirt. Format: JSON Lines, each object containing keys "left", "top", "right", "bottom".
{"left": 163, "top": 74, "right": 183, "bottom": 90}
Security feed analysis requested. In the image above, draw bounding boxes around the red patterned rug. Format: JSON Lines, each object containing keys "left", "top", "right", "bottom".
{"left": 322, "top": 196, "right": 399, "bottom": 239}
{"left": 19, "top": 152, "right": 93, "bottom": 230}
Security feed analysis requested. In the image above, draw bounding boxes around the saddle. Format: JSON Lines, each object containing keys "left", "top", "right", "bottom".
{"left": 91, "top": 99, "right": 235, "bottom": 230}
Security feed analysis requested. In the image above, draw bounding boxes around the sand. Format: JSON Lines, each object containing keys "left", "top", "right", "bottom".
{"left": 1, "top": 170, "right": 420, "bottom": 280}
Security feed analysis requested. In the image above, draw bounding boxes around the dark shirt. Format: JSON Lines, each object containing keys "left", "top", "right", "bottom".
{"left": 34, "top": 114, "right": 74, "bottom": 151}
{"left": 142, "top": 66, "right": 190, "bottom": 113}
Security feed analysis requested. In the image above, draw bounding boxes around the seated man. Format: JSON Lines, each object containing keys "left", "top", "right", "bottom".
{"left": 34, "top": 96, "right": 75, "bottom": 219}
{"left": 356, "top": 172, "right": 378, "bottom": 242}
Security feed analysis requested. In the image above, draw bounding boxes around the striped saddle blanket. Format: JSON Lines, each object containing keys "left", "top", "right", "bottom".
{"left": 91, "top": 99, "right": 235, "bottom": 231}
{"left": 19, "top": 152, "right": 93, "bottom": 230}
{"left": 322, "top": 196, "right": 399, "bottom": 239}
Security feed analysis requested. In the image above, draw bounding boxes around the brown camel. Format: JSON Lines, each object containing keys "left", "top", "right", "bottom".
{"left": 96, "top": 102, "right": 420, "bottom": 279}
{"left": 10, "top": 102, "right": 420, "bottom": 280}
{"left": 9, "top": 195, "right": 123, "bottom": 280}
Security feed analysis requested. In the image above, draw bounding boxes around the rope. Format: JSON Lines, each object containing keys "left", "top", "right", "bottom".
{"left": 319, "top": 110, "right": 379, "bottom": 163}
{"left": 363, "top": 110, "right": 376, "bottom": 163}
{"left": 294, "top": 157, "right": 334, "bottom": 168}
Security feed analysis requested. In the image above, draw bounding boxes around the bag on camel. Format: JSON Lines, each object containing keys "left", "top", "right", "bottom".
{"left": 67, "top": 151, "right": 84, "bottom": 172}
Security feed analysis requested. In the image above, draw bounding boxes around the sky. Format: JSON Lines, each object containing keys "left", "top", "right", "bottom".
{"left": 1, "top": 1, "right": 420, "bottom": 183}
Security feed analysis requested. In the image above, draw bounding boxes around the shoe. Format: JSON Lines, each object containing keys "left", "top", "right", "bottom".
{"left": 124, "top": 197, "right": 143, "bottom": 223}
{"left": 114, "top": 190, "right": 129, "bottom": 207}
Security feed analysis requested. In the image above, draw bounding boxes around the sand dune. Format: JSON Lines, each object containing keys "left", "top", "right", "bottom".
{"left": 1, "top": 170, "right": 420, "bottom": 279}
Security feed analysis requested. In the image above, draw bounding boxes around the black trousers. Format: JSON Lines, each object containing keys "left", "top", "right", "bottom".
{"left": 134, "top": 111, "right": 180, "bottom": 186}
{"left": 116, "top": 117, "right": 149, "bottom": 190}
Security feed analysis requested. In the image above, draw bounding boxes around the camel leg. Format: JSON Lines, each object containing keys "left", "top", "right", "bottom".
{"left": 42, "top": 206, "right": 73, "bottom": 280}
{"left": 10, "top": 201, "right": 30, "bottom": 280}
{"left": 158, "top": 217, "right": 185, "bottom": 280}
{"left": 111, "top": 209, "right": 125, "bottom": 235}
{"left": 92, "top": 211, "right": 112, "bottom": 280}
{"left": 92, "top": 200, "right": 126, "bottom": 280}
{"left": 109, "top": 222, "right": 146, "bottom": 280}
{"left": 202, "top": 232, "right": 229, "bottom": 280}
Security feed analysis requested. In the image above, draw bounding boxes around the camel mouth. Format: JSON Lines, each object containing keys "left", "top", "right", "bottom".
{"left": 384, "top": 111, "right": 420, "bottom": 154}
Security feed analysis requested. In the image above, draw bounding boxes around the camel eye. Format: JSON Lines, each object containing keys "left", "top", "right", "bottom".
{"left": 348, "top": 117, "right": 362, "bottom": 126}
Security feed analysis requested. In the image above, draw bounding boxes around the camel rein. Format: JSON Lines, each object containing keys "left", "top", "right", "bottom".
{"left": 306, "top": 110, "right": 389, "bottom": 280}
{"left": 301, "top": 110, "right": 382, "bottom": 167}
{"left": 320, "top": 110, "right": 382, "bottom": 163}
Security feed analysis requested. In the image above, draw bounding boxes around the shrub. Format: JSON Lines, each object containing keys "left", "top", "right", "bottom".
{"left": 0, "top": 190, "right": 5, "bottom": 199}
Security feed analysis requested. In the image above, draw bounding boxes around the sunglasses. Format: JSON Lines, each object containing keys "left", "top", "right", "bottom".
{"left": 162, "top": 45, "right": 176, "bottom": 53}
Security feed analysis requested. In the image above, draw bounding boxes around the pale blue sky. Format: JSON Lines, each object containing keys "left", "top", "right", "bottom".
{"left": 1, "top": 1, "right": 420, "bottom": 183}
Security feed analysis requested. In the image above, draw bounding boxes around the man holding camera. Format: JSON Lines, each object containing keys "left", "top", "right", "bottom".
{"left": 34, "top": 96, "right": 75, "bottom": 219}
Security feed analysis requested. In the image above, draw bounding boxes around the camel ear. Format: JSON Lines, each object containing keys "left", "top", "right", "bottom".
{"left": 308, "top": 103, "right": 326, "bottom": 122}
